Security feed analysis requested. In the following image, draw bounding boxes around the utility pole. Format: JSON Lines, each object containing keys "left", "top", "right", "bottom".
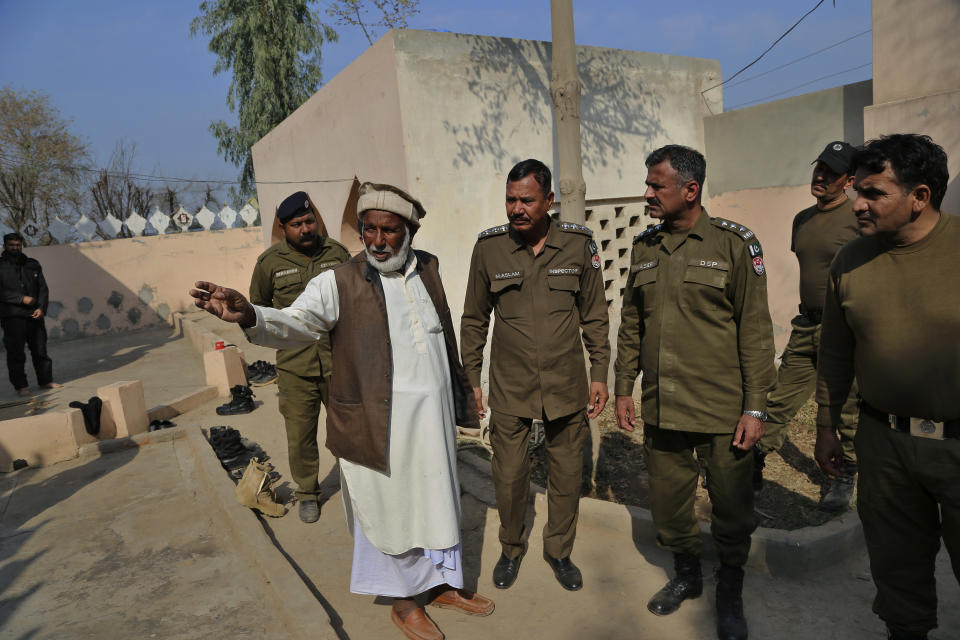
{"left": 550, "top": 0, "right": 586, "bottom": 224}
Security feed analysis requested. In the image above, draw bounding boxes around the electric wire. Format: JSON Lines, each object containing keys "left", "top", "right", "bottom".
{"left": 726, "top": 62, "right": 872, "bottom": 110}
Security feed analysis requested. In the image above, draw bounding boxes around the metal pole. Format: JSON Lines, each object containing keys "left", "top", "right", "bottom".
{"left": 550, "top": 0, "right": 586, "bottom": 224}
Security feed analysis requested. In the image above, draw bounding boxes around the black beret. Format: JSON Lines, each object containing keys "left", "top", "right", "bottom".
{"left": 277, "top": 191, "right": 312, "bottom": 222}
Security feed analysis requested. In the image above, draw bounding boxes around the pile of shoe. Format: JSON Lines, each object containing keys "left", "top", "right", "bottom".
{"left": 247, "top": 360, "right": 278, "bottom": 386}
{"left": 216, "top": 385, "right": 256, "bottom": 415}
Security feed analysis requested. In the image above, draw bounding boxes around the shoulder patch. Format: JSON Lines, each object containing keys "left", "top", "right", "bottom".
{"left": 711, "top": 217, "right": 756, "bottom": 241}
{"left": 478, "top": 224, "right": 509, "bottom": 240}
{"left": 556, "top": 221, "right": 593, "bottom": 236}
{"left": 633, "top": 223, "right": 663, "bottom": 244}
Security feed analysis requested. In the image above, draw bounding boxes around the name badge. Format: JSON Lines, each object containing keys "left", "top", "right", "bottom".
{"left": 630, "top": 259, "right": 658, "bottom": 273}
{"left": 687, "top": 258, "right": 729, "bottom": 271}
{"left": 548, "top": 267, "right": 581, "bottom": 276}
{"left": 273, "top": 268, "right": 299, "bottom": 279}
{"left": 494, "top": 271, "right": 521, "bottom": 280}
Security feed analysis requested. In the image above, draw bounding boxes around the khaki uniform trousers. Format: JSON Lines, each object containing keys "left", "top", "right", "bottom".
{"left": 645, "top": 424, "right": 755, "bottom": 566}
{"left": 277, "top": 369, "right": 329, "bottom": 500}
{"left": 490, "top": 410, "right": 588, "bottom": 560}
{"left": 761, "top": 315, "right": 860, "bottom": 463}
{"left": 856, "top": 411, "right": 960, "bottom": 636}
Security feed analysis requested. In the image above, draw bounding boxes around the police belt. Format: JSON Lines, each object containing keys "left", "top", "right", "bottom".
{"left": 798, "top": 304, "right": 822, "bottom": 324}
{"left": 861, "top": 401, "right": 960, "bottom": 440}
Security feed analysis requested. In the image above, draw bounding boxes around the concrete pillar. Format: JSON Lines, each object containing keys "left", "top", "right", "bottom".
{"left": 550, "top": 0, "right": 586, "bottom": 224}
{"left": 204, "top": 345, "right": 247, "bottom": 395}
{"left": 98, "top": 380, "right": 149, "bottom": 438}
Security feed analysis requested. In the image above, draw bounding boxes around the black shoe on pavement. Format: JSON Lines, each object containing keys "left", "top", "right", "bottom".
{"left": 298, "top": 499, "right": 320, "bottom": 523}
{"left": 492, "top": 553, "right": 522, "bottom": 589}
{"left": 752, "top": 446, "right": 767, "bottom": 495}
{"left": 216, "top": 385, "right": 256, "bottom": 415}
{"left": 248, "top": 360, "right": 278, "bottom": 386}
{"left": 647, "top": 552, "right": 702, "bottom": 616}
{"left": 543, "top": 552, "right": 582, "bottom": 591}
{"left": 820, "top": 465, "right": 857, "bottom": 511}
{"left": 716, "top": 564, "right": 748, "bottom": 640}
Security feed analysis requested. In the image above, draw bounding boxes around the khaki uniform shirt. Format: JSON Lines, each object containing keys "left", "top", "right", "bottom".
{"left": 249, "top": 236, "right": 351, "bottom": 377}
{"left": 817, "top": 213, "right": 960, "bottom": 421}
{"left": 461, "top": 219, "right": 610, "bottom": 421}
{"left": 792, "top": 198, "right": 858, "bottom": 314}
{"left": 614, "top": 212, "right": 776, "bottom": 433}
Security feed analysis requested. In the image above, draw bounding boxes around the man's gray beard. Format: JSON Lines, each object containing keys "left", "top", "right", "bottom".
{"left": 364, "top": 230, "right": 411, "bottom": 273}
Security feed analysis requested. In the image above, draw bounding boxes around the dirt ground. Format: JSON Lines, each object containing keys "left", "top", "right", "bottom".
{"left": 467, "top": 398, "right": 842, "bottom": 531}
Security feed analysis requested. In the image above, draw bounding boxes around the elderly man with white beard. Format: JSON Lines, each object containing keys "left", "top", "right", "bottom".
{"left": 190, "top": 182, "right": 494, "bottom": 640}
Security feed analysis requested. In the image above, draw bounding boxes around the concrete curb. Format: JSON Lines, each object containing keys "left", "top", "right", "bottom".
{"left": 147, "top": 385, "right": 219, "bottom": 422}
{"left": 182, "top": 427, "right": 338, "bottom": 640}
{"left": 77, "top": 425, "right": 187, "bottom": 459}
{"left": 456, "top": 448, "right": 863, "bottom": 576}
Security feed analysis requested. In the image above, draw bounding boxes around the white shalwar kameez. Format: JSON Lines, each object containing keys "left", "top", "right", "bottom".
{"left": 244, "top": 253, "right": 463, "bottom": 597}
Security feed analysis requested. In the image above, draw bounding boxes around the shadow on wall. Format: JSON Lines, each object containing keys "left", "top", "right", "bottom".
{"left": 944, "top": 173, "right": 960, "bottom": 215}
{"left": 339, "top": 178, "right": 363, "bottom": 255}
{"left": 0, "top": 442, "right": 139, "bottom": 634}
{"left": 35, "top": 246, "right": 171, "bottom": 344}
{"left": 442, "top": 35, "right": 666, "bottom": 176}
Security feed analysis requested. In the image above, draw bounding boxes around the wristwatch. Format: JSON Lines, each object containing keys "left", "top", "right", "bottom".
{"left": 743, "top": 410, "right": 768, "bottom": 422}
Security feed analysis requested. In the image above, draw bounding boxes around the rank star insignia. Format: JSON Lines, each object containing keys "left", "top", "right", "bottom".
{"left": 591, "top": 254, "right": 601, "bottom": 269}
{"left": 752, "top": 256, "right": 765, "bottom": 276}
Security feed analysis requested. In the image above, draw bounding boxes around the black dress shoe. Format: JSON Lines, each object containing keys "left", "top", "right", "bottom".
{"left": 648, "top": 552, "right": 703, "bottom": 616}
{"left": 492, "top": 553, "right": 522, "bottom": 589}
{"left": 543, "top": 553, "right": 582, "bottom": 591}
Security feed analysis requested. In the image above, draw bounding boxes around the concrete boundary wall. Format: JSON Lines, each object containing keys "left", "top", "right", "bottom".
{"left": 22, "top": 227, "right": 264, "bottom": 342}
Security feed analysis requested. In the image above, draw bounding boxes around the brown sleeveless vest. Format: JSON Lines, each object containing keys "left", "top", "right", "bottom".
{"left": 327, "top": 250, "right": 478, "bottom": 472}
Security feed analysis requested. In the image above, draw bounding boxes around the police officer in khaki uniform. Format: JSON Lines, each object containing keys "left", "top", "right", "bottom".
{"left": 461, "top": 159, "right": 610, "bottom": 592}
{"left": 614, "top": 146, "right": 775, "bottom": 640}
{"left": 815, "top": 134, "right": 959, "bottom": 640}
{"left": 754, "top": 141, "right": 861, "bottom": 511}
{"left": 249, "top": 191, "right": 350, "bottom": 523}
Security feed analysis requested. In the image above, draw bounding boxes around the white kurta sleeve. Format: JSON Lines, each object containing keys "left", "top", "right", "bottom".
{"left": 243, "top": 269, "right": 340, "bottom": 349}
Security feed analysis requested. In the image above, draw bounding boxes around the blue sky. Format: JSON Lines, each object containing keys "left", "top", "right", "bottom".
{"left": 0, "top": 0, "right": 873, "bottom": 190}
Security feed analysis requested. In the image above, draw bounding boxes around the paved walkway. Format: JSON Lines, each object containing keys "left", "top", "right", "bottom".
{"left": 1, "top": 320, "right": 957, "bottom": 639}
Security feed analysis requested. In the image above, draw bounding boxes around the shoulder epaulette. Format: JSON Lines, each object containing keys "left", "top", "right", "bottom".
{"left": 478, "top": 224, "right": 509, "bottom": 240}
{"left": 711, "top": 217, "right": 756, "bottom": 241}
{"left": 556, "top": 221, "right": 592, "bottom": 236}
{"left": 633, "top": 223, "right": 662, "bottom": 244}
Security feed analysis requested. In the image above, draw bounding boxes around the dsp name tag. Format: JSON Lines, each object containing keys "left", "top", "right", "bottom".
{"left": 687, "top": 258, "right": 729, "bottom": 270}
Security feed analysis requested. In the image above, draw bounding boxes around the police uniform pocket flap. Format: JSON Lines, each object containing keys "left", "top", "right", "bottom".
{"left": 631, "top": 266, "right": 658, "bottom": 288}
{"left": 683, "top": 259, "right": 728, "bottom": 289}
{"left": 274, "top": 267, "right": 303, "bottom": 287}
{"left": 489, "top": 272, "right": 522, "bottom": 293}
{"left": 547, "top": 274, "right": 580, "bottom": 293}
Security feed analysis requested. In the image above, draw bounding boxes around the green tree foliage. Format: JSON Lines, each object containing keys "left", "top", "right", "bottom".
{"left": 326, "top": 0, "right": 420, "bottom": 44}
{"left": 0, "top": 87, "right": 88, "bottom": 236}
{"left": 191, "top": 0, "right": 337, "bottom": 196}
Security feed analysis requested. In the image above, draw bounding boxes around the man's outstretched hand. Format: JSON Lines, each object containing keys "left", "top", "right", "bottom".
{"left": 190, "top": 281, "right": 256, "bottom": 328}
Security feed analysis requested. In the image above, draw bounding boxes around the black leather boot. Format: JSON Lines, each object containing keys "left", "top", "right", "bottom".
{"left": 216, "top": 385, "right": 255, "bottom": 415}
{"left": 716, "top": 564, "right": 748, "bottom": 640}
{"left": 647, "top": 552, "right": 702, "bottom": 616}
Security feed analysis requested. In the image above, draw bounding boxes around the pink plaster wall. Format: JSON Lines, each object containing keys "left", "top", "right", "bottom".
{"left": 707, "top": 185, "right": 815, "bottom": 351}
{"left": 27, "top": 228, "right": 264, "bottom": 340}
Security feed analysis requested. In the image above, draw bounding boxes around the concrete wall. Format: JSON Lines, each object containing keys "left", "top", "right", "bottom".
{"left": 27, "top": 228, "right": 263, "bottom": 341}
{"left": 703, "top": 81, "right": 873, "bottom": 348}
{"left": 394, "top": 30, "right": 720, "bottom": 329}
{"left": 872, "top": 0, "right": 960, "bottom": 105}
{"left": 867, "top": 0, "right": 960, "bottom": 213}
{"left": 250, "top": 33, "right": 408, "bottom": 252}
{"left": 704, "top": 81, "right": 872, "bottom": 196}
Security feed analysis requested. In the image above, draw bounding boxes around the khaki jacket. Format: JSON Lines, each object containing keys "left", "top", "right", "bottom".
{"left": 249, "top": 236, "right": 350, "bottom": 376}
{"left": 461, "top": 219, "right": 610, "bottom": 421}
{"left": 614, "top": 212, "right": 775, "bottom": 433}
